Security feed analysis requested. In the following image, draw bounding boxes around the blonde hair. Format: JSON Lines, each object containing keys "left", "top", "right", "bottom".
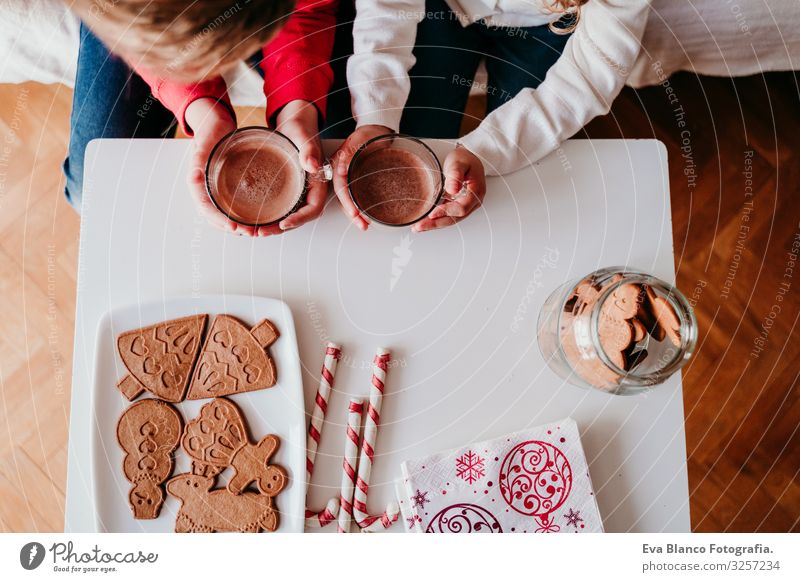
{"left": 547, "top": 0, "right": 588, "bottom": 35}
{"left": 70, "top": 0, "right": 296, "bottom": 81}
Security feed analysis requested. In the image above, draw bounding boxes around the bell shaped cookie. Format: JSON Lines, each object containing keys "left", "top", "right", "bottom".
{"left": 187, "top": 315, "right": 279, "bottom": 399}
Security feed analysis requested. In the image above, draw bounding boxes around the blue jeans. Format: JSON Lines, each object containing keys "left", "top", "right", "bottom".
{"left": 401, "top": 0, "right": 572, "bottom": 137}
{"left": 63, "top": 23, "right": 177, "bottom": 210}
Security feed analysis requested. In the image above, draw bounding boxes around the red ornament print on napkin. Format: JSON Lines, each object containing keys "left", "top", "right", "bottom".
{"left": 426, "top": 503, "right": 502, "bottom": 533}
{"left": 396, "top": 418, "right": 603, "bottom": 533}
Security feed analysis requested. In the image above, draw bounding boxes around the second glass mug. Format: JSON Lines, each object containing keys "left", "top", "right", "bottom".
{"left": 346, "top": 133, "right": 467, "bottom": 227}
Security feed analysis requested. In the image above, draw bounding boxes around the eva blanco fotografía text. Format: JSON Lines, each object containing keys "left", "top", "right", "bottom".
{"left": 643, "top": 543, "right": 772, "bottom": 557}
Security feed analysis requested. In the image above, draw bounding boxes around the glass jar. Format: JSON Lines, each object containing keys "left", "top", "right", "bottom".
{"left": 537, "top": 267, "right": 697, "bottom": 394}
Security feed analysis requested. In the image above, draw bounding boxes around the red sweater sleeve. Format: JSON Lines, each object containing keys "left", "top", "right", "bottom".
{"left": 261, "top": 0, "right": 339, "bottom": 124}
{"left": 135, "top": 69, "right": 235, "bottom": 136}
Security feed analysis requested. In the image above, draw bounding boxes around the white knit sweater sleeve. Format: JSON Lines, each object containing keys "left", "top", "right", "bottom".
{"left": 347, "top": 0, "right": 425, "bottom": 131}
{"left": 460, "top": 0, "right": 652, "bottom": 175}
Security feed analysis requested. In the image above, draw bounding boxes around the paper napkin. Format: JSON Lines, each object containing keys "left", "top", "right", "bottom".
{"left": 396, "top": 418, "right": 603, "bottom": 533}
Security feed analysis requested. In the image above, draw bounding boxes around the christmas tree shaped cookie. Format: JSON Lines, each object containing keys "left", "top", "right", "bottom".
{"left": 116, "top": 314, "right": 208, "bottom": 402}
{"left": 187, "top": 315, "right": 279, "bottom": 399}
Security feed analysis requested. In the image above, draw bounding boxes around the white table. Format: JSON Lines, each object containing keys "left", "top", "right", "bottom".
{"left": 65, "top": 138, "right": 690, "bottom": 532}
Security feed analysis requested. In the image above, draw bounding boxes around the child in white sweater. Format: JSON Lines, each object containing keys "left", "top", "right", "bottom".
{"left": 333, "top": 0, "right": 652, "bottom": 232}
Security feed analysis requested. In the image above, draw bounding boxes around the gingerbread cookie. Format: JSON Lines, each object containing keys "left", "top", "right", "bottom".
{"left": 601, "top": 283, "right": 641, "bottom": 320}
{"left": 564, "top": 277, "right": 601, "bottom": 317}
{"left": 187, "top": 315, "right": 279, "bottom": 399}
{"left": 560, "top": 325, "right": 621, "bottom": 389}
{"left": 167, "top": 473, "right": 280, "bottom": 533}
{"left": 117, "top": 399, "right": 183, "bottom": 519}
{"left": 560, "top": 273, "right": 687, "bottom": 387}
{"left": 598, "top": 316, "right": 633, "bottom": 371}
{"left": 636, "top": 285, "right": 666, "bottom": 342}
{"left": 596, "top": 282, "right": 644, "bottom": 372}
{"left": 645, "top": 286, "right": 682, "bottom": 347}
{"left": 182, "top": 397, "right": 287, "bottom": 495}
{"left": 631, "top": 318, "right": 647, "bottom": 343}
{"left": 117, "top": 314, "right": 208, "bottom": 402}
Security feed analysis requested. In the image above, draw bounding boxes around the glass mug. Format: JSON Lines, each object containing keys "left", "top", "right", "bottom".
{"left": 537, "top": 267, "right": 698, "bottom": 395}
{"left": 346, "top": 134, "right": 466, "bottom": 227}
{"left": 205, "top": 127, "right": 332, "bottom": 228}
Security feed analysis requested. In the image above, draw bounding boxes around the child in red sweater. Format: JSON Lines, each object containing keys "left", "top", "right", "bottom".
{"left": 65, "top": 0, "right": 339, "bottom": 236}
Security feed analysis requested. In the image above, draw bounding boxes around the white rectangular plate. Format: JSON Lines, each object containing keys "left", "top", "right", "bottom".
{"left": 90, "top": 295, "right": 305, "bottom": 533}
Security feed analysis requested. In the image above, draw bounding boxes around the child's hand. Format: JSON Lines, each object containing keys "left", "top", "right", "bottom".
{"left": 413, "top": 145, "right": 486, "bottom": 232}
{"left": 274, "top": 100, "right": 326, "bottom": 233}
{"left": 184, "top": 98, "right": 252, "bottom": 235}
{"left": 332, "top": 124, "right": 394, "bottom": 231}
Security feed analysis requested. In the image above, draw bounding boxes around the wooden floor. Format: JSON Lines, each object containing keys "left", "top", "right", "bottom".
{"left": 0, "top": 72, "right": 797, "bottom": 532}
{"left": 583, "top": 72, "right": 800, "bottom": 532}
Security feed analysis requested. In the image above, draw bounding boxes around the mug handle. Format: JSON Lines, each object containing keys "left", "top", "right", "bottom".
{"left": 441, "top": 142, "right": 472, "bottom": 202}
{"left": 442, "top": 182, "right": 470, "bottom": 202}
{"left": 308, "top": 161, "right": 333, "bottom": 183}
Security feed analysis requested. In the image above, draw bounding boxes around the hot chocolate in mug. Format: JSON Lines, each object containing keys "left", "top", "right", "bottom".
{"left": 346, "top": 134, "right": 467, "bottom": 227}
{"left": 205, "top": 127, "right": 332, "bottom": 228}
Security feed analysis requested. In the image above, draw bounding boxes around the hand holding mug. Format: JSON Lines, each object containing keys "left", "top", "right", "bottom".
{"left": 341, "top": 134, "right": 482, "bottom": 230}
{"left": 273, "top": 100, "right": 327, "bottom": 234}
{"left": 333, "top": 124, "right": 394, "bottom": 231}
{"left": 412, "top": 144, "right": 486, "bottom": 233}
{"left": 205, "top": 127, "right": 331, "bottom": 234}
{"left": 185, "top": 98, "right": 248, "bottom": 234}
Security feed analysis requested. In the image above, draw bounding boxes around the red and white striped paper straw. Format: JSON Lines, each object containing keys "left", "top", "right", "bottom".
{"left": 304, "top": 342, "right": 342, "bottom": 529}
{"left": 360, "top": 500, "right": 400, "bottom": 533}
{"left": 305, "top": 498, "right": 340, "bottom": 529}
{"left": 353, "top": 348, "right": 400, "bottom": 531}
{"left": 306, "top": 342, "right": 341, "bottom": 482}
{"left": 337, "top": 399, "right": 363, "bottom": 533}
